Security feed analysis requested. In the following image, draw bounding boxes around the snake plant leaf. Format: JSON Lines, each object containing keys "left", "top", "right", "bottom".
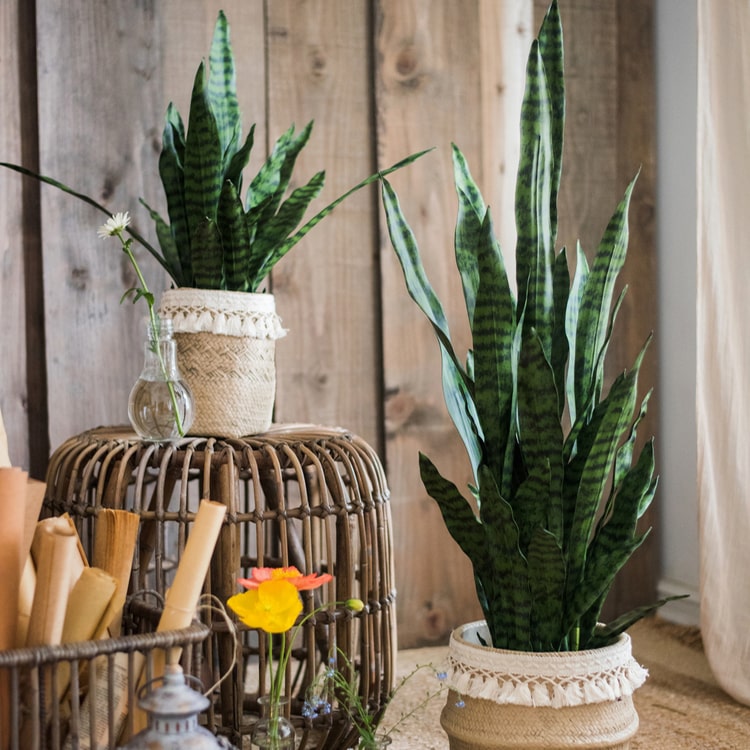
{"left": 225, "top": 124, "right": 255, "bottom": 194}
{"left": 381, "top": 175, "right": 483, "bottom": 477}
{"left": 515, "top": 44, "right": 555, "bottom": 361}
{"left": 566, "top": 529, "right": 648, "bottom": 643}
{"left": 513, "top": 461, "right": 559, "bottom": 553}
{"left": 191, "top": 217, "right": 224, "bottom": 288}
{"left": 452, "top": 143, "right": 488, "bottom": 326}
{"left": 563, "top": 358, "right": 643, "bottom": 596}
{"left": 159, "top": 108, "right": 190, "bottom": 281}
{"left": 517, "top": 327, "right": 564, "bottom": 506}
{"left": 251, "top": 171, "right": 327, "bottom": 284}
{"left": 551, "top": 248, "right": 570, "bottom": 416}
{"left": 527, "top": 525, "right": 566, "bottom": 650}
{"left": 418, "top": 453, "right": 490, "bottom": 576}
{"left": 268, "top": 149, "right": 435, "bottom": 279}
{"left": 473, "top": 209, "right": 516, "bottom": 489}
{"left": 0, "top": 162, "right": 171, "bottom": 280}
{"left": 218, "top": 180, "right": 251, "bottom": 290}
{"left": 565, "top": 241, "right": 588, "bottom": 426}
{"left": 478, "top": 465, "right": 531, "bottom": 650}
{"left": 184, "top": 62, "right": 224, "bottom": 232}
{"left": 573, "top": 173, "right": 638, "bottom": 418}
{"left": 207, "top": 9, "right": 240, "bottom": 161}
{"left": 564, "top": 285, "right": 628, "bottom": 462}
{"left": 439, "top": 340, "right": 483, "bottom": 481}
{"left": 255, "top": 122, "right": 315, "bottom": 226}
{"left": 586, "top": 594, "right": 690, "bottom": 649}
{"left": 537, "top": 0, "right": 565, "bottom": 241}
{"left": 138, "top": 198, "right": 184, "bottom": 286}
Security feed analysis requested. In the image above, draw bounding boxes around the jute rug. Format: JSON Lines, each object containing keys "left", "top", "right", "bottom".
{"left": 383, "top": 617, "right": 750, "bottom": 749}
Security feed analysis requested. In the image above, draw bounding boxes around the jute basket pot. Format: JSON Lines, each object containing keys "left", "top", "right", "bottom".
{"left": 440, "top": 621, "right": 647, "bottom": 750}
{"left": 159, "top": 288, "right": 286, "bottom": 438}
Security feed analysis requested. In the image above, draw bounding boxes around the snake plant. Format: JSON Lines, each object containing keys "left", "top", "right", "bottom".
{"left": 1, "top": 11, "right": 426, "bottom": 292}
{"left": 381, "top": 0, "right": 681, "bottom": 652}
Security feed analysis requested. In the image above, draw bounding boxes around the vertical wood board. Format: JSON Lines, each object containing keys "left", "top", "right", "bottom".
{"left": 268, "top": 0, "right": 382, "bottom": 451}
{"left": 376, "top": 0, "right": 491, "bottom": 646}
{"left": 0, "top": 1, "right": 28, "bottom": 469}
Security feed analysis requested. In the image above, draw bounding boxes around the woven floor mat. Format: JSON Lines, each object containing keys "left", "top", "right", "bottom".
{"left": 383, "top": 617, "right": 750, "bottom": 749}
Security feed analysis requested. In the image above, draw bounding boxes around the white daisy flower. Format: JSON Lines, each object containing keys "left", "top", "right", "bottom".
{"left": 97, "top": 211, "right": 131, "bottom": 239}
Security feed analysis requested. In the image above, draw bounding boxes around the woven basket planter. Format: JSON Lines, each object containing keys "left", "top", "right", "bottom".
{"left": 159, "top": 288, "right": 286, "bottom": 438}
{"left": 440, "top": 621, "right": 647, "bottom": 750}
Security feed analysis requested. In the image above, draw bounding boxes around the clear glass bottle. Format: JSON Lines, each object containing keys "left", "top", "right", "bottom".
{"left": 128, "top": 317, "right": 194, "bottom": 441}
{"left": 251, "top": 695, "right": 296, "bottom": 750}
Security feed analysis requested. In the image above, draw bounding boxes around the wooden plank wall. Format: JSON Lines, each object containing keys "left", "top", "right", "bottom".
{"left": 0, "top": 0, "right": 656, "bottom": 649}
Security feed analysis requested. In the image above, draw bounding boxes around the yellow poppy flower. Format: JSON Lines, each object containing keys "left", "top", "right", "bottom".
{"left": 228, "top": 578, "right": 303, "bottom": 633}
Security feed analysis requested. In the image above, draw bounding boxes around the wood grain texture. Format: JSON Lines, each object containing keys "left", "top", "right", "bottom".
{"left": 0, "top": 1, "right": 30, "bottom": 471}
{"left": 267, "top": 0, "right": 383, "bottom": 451}
{"left": 376, "top": 0, "right": 489, "bottom": 646}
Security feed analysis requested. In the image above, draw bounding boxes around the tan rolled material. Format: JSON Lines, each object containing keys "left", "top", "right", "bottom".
{"left": 0, "top": 467, "right": 27, "bottom": 750}
{"left": 26, "top": 521, "right": 78, "bottom": 647}
{"left": 130, "top": 499, "right": 226, "bottom": 734}
{"left": 92, "top": 509, "right": 140, "bottom": 637}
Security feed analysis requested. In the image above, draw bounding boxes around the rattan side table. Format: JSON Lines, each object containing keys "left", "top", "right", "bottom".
{"left": 42, "top": 424, "right": 396, "bottom": 749}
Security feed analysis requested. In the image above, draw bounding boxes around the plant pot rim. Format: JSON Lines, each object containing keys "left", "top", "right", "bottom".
{"left": 445, "top": 620, "right": 648, "bottom": 708}
{"left": 159, "top": 287, "right": 287, "bottom": 339}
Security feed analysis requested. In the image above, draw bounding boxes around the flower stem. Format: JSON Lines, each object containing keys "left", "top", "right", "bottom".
{"left": 122, "top": 242, "right": 185, "bottom": 437}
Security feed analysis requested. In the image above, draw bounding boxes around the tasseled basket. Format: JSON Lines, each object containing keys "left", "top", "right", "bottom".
{"left": 441, "top": 621, "right": 647, "bottom": 750}
{"left": 159, "top": 288, "right": 287, "bottom": 438}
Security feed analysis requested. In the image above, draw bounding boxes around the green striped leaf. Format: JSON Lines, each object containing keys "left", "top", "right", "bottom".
{"left": 479, "top": 465, "right": 530, "bottom": 650}
{"left": 573, "top": 175, "right": 638, "bottom": 417}
{"left": 207, "top": 9, "right": 240, "bottom": 160}
{"left": 218, "top": 180, "right": 251, "bottom": 290}
{"left": 191, "top": 217, "right": 224, "bottom": 288}
{"left": 565, "top": 242, "right": 588, "bottom": 426}
{"left": 139, "top": 198, "right": 184, "bottom": 286}
{"left": 515, "top": 42, "right": 555, "bottom": 360}
{"left": 452, "top": 143, "right": 487, "bottom": 326}
{"left": 251, "top": 171, "right": 326, "bottom": 284}
{"left": 183, "top": 62, "right": 223, "bottom": 248}
{"left": 382, "top": 177, "right": 482, "bottom": 477}
{"left": 473, "top": 209, "right": 516, "bottom": 490}
{"left": 517, "top": 327, "right": 564, "bottom": 507}
{"left": 527, "top": 526, "right": 565, "bottom": 650}
{"left": 537, "top": 0, "right": 564, "bottom": 241}
{"left": 419, "top": 453, "right": 488, "bottom": 574}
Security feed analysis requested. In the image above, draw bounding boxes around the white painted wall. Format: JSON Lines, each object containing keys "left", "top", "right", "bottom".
{"left": 655, "top": 0, "right": 701, "bottom": 624}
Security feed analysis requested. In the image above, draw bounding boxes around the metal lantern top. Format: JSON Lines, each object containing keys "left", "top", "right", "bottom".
{"left": 122, "top": 664, "right": 233, "bottom": 750}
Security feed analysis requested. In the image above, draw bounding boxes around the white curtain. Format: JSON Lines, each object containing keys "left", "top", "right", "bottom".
{"left": 697, "top": 0, "right": 750, "bottom": 707}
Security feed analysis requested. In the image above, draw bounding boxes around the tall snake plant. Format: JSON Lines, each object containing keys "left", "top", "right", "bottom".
{"left": 2, "top": 11, "right": 426, "bottom": 293}
{"left": 381, "top": 0, "right": 681, "bottom": 652}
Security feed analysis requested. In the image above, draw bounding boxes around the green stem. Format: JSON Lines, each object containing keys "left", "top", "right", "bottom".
{"left": 123, "top": 240, "right": 185, "bottom": 437}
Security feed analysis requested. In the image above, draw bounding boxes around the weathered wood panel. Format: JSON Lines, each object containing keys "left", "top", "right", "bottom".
{"left": 267, "top": 0, "right": 382, "bottom": 451}
{"left": 0, "top": 2, "right": 31, "bottom": 472}
{"left": 376, "top": 0, "right": 491, "bottom": 647}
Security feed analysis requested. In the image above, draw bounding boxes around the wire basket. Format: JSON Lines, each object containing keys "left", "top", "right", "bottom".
{"left": 0, "top": 610, "right": 210, "bottom": 750}
{"left": 42, "top": 425, "right": 396, "bottom": 748}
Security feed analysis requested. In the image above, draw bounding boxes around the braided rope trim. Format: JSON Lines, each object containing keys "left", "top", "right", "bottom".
{"left": 445, "top": 622, "right": 648, "bottom": 709}
{"left": 159, "top": 288, "right": 287, "bottom": 340}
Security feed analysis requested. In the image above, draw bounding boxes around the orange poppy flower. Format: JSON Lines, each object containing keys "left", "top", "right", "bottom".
{"left": 238, "top": 566, "right": 333, "bottom": 591}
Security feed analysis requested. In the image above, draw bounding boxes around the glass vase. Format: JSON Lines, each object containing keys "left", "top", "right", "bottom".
{"left": 128, "top": 317, "right": 194, "bottom": 441}
{"left": 251, "top": 695, "right": 296, "bottom": 750}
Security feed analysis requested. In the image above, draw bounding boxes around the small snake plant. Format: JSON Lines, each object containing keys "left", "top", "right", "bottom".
{"left": 380, "top": 0, "right": 681, "bottom": 652}
{"left": 2, "top": 11, "right": 425, "bottom": 293}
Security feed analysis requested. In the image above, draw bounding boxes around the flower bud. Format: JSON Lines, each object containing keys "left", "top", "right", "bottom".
{"left": 346, "top": 598, "right": 365, "bottom": 612}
